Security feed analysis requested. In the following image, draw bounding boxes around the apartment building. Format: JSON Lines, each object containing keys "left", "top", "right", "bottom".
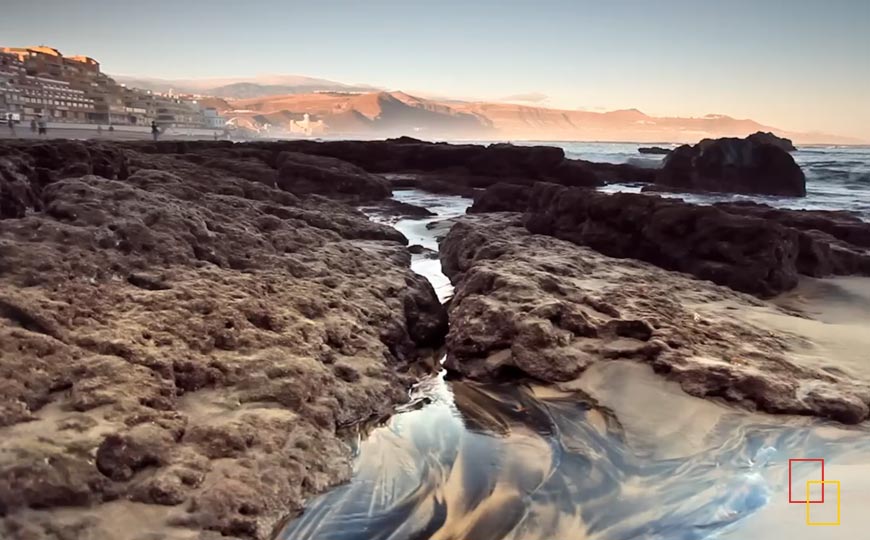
{"left": 1, "top": 45, "right": 222, "bottom": 129}
{"left": 0, "top": 50, "right": 96, "bottom": 122}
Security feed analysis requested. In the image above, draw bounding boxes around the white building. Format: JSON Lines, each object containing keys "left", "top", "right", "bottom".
{"left": 202, "top": 107, "right": 225, "bottom": 129}
{"left": 289, "top": 113, "right": 325, "bottom": 136}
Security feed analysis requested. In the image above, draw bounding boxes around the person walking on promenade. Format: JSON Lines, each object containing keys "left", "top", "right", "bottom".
{"left": 37, "top": 116, "right": 47, "bottom": 136}
{"left": 6, "top": 114, "right": 15, "bottom": 137}
{"left": 151, "top": 121, "right": 159, "bottom": 142}
{"left": 30, "top": 118, "right": 37, "bottom": 134}
{"left": 96, "top": 125, "right": 102, "bottom": 137}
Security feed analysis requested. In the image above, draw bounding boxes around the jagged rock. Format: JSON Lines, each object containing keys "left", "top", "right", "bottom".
{"left": 469, "top": 182, "right": 532, "bottom": 213}
{"left": 522, "top": 184, "right": 870, "bottom": 296}
{"left": 655, "top": 134, "right": 806, "bottom": 196}
{"left": 276, "top": 151, "right": 391, "bottom": 200}
{"left": 746, "top": 131, "right": 796, "bottom": 152}
{"left": 0, "top": 138, "right": 447, "bottom": 540}
{"left": 715, "top": 201, "right": 870, "bottom": 276}
{"left": 524, "top": 183, "right": 801, "bottom": 296}
{"left": 261, "top": 139, "right": 652, "bottom": 195}
{"left": 440, "top": 214, "right": 870, "bottom": 424}
{"left": 0, "top": 155, "right": 37, "bottom": 219}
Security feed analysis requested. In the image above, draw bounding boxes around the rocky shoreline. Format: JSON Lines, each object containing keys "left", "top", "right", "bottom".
{"left": 2, "top": 136, "right": 870, "bottom": 539}
{"left": 440, "top": 213, "right": 870, "bottom": 424}
{"left": 0, "top": 139, "right": 446, "bottom": 539}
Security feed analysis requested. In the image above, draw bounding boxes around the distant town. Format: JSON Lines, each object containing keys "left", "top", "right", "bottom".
{"left": 1, "top": 45, "right": 859, "bottom": 144}
{"left": 0, "top": 46, "right": 269, "bottom": 138}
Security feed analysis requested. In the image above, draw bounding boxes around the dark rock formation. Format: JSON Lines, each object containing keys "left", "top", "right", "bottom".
{"left": 0, "top": 139, "right": 447, "bottom": 540}
{"left": 746, "top": 131, "right": 796, "bottom": 152}
{"left": 260, "top": 139, "right": 654, "bottom": 195}
{"left": 655, "top": 134, "right": 806, "bottom": 196}
{"left": 276, "top": 151, "right": 391, "bottom": 200}
{"left": 638, "top": 146, "right": 671, "bottom": 155}
{"left": 440, "top": 214, "right": 870, "bottom": 424}
{"left": 469, "top": 182, "right": 532, "bottom": 213}
{"left": 714, "top": 201, "right": 870, "bottom": 277}
{"left": 523, "top": 184, "right": 870, "bottom": 296}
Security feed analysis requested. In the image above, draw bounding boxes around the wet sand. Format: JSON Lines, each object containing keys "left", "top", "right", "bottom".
{"left": 280, "top": 191, "right": 870, "bottom": 540}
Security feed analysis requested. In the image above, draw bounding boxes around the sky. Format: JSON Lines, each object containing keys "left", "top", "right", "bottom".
{"left": 3, "top": 0, "right": 869, "bottom": 140}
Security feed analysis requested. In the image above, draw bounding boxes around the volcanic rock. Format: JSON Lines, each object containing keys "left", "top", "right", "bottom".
{"left": 276, "top": 151, "right": 391, "bottom": 200}
{"left": 655, "top": 134, "right": 806, "bottom": 196}
{"left": 746, "top": 131, "right": 797, "bottom": 152}
{"left": 525, "top": 184, "right": 870, "bottom": 295}
{"left": 524, "top": 183, "right": 802, "bottom": 296}
{"left": 0, "top": 139, "right": 446, "bottom": 540}
{"left": 469, "top": 182, "right": 532, "bottom": 213}
{"left": 638, "top": 146, "right": 671, "bottom": 155}
{"left": 440, "top": 214, "right": 870, "bottom": 424}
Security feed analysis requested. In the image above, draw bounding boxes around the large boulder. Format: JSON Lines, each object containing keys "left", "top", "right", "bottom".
{"left": 655, "top": 135, "right": 806, "bottom": 196}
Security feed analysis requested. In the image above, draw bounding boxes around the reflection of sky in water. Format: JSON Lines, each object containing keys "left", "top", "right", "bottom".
{"left": 281, "top": 189, "right": 870, "bottom": 540}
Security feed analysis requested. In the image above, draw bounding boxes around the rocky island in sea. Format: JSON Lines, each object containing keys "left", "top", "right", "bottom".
{"left": 2, "top": 134, "right": 870, "bottom": 540}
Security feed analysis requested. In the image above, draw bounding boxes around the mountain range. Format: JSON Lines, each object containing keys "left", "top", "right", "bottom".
{"left": 114, "top": 74, "right": 377, "bottom": 98}
{"left": 115, "top": 75, "right": 861, "bottom": 144}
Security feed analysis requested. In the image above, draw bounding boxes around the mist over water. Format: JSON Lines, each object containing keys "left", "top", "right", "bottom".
{"left": 281, "top": 145, "right": 870, "bottom": 540}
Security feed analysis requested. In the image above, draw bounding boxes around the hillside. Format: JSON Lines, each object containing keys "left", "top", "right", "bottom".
{"left": 212, "top": 90, "right": 858, "bottom": 143}
{"left": 228, "top": 91, "right": 491, "bottom": 137}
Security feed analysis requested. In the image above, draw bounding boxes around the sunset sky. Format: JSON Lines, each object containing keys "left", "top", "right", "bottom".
{"left": 3, "top": 0, "right": 869, "bottom": 140}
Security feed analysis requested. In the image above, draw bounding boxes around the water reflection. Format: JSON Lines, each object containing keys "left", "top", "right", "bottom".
{"left": 280, "top": 190, "right": 870, "bottom": 540}
{"left": 282, "top": 360, "right": 870, "bottom": 540}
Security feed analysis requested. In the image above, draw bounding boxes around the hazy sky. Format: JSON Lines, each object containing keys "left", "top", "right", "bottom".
{"left": 3, "top": 0, "right": 869, "bottom": 139}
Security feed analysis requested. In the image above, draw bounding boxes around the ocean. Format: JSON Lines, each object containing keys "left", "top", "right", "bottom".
{"left": 529, "top": 141, "right": 870, "bottom": 219}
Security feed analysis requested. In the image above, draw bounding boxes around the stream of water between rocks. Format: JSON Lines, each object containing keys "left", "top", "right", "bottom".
{"left": 278, "top": 190, "right": 870, "bottom": 540}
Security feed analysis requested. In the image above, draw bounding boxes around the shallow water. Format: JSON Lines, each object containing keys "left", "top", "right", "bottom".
{"left": 280, "top": 189, "right": 870, "bottom": 540}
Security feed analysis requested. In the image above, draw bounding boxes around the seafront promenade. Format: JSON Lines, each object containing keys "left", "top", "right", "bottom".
{"left": 0, "top": 122, "right": 228, "bottom": 141}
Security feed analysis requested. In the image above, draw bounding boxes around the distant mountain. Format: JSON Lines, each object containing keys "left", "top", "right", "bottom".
{"left": 113, "top": 74, "right": 378, "bottom": 98}
{"left": 217, "top": 90, "right": 857, "bottom": 144}
{"left": 112, "top": 73, "right": 860, "bottom": 143}
{"left": 228, "top": 91, "right": 489, "bottom": 137}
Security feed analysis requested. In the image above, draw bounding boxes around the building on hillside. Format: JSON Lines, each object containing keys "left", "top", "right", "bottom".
{"left": 0, "top": 50, "right": 96, "bottom": 122}
{"left": 0, "top": 52, "right": 25, "bottom": 120}
{"left": 289, "top": 113, "right": 325, "bottom": 136}
{"left": 202, "top": 107, "right": 225, "bottom": 129}
{"left": 1, "top": 45, "right": 219, "bottom": 129}
{"left": 153, "top": 96, "right": 206, "bottom": 128}
{"left": 1, "top": 45, "right": 145, "bottom": 124}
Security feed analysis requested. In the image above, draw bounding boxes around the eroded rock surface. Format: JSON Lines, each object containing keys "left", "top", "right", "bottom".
{"left": 522, "top": 183, "right": 870, "bottom": 296}
{"left": 440, "top": 214, "right": 870, "bottom": 424}
{"left": 0, "top": 140, "right": 446, "bottom": 540}
{"left": 270, "top": 138, "right": 655, "bottom": 195}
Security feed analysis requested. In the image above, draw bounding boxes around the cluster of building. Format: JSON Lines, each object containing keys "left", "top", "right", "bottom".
{"left": 0, "top": 46, "right": 225, "bottom": 130}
